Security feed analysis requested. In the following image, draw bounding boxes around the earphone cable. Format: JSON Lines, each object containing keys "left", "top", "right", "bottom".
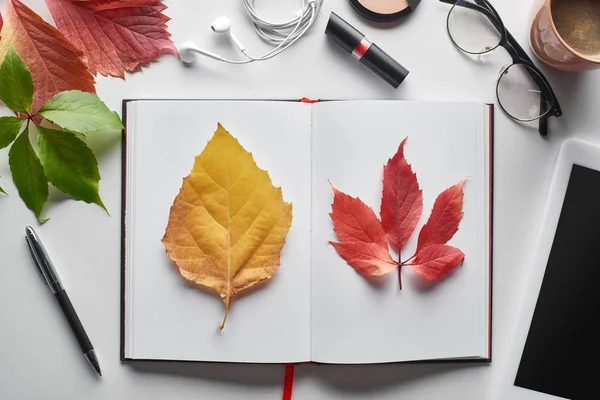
{"left": 180, "top": 0, "right": 322, "bottom": 65}
{"left": 240, "top": 2, "right": 318, "bottom": 61}
{"left": 240, "top": 0, "right": 323, "bottom": 56}
{"left": 213, "top": 9, "right": 314, "bottom": 65}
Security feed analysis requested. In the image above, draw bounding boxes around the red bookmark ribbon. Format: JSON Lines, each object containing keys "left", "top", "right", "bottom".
{"left": 282, "top": 363, "right": 295, "bottom": 400}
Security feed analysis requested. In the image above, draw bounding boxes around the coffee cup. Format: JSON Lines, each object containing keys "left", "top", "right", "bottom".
{"left": 530, "top": 0, "right": 600, "bottom": 71}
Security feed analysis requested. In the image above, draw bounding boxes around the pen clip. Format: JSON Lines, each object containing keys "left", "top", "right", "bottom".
{"left": 25, "top": 236, "right": 49, "bottom": 286}
{"left": 25, "top": 226, "right": 64, "bottom": 293}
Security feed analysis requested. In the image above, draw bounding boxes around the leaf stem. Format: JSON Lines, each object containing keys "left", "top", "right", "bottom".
{"left": 219, "top": 299, "right": 230, "bottom": 331}
{"left": 397, "top": 255, "right": 403, "bottom": 290}
{"left": 398, "top": 264, "right": 403, "bottom": 290}
{"left": 398, "top": 252, "right": 418, "bottom": 290}
{"left": 400, "top": 253, "right": 417, "bottom": 267}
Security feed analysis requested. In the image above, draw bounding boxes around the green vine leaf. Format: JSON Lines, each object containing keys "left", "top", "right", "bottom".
{"left": 9, "top": 130, "right": 49, "bottom": 223}
{"left": 0, "top": 45, "right": 34, "bottom": 114}
{"left": 0, "top": 45, "right": 119, "bottom": 220}
{"left": 0, "top": 116, "right": 26, "bottom": 149}
{"left": 37, "top": 90, "right": 123, "bottom": 133}
{"left": 37, "top": 125, "right": 107, "bottom": 212}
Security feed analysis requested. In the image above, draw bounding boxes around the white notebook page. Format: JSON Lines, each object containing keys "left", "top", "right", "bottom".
{"left": 310, "top": 101, "right": 490, "bottom": 363}
{"left": 125, "top": 100, "right": 312, "bottom": 363}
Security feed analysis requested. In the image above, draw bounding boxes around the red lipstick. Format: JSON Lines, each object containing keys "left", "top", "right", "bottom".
{"left": 325, "top": 12, "right": 409, "bottom": 88}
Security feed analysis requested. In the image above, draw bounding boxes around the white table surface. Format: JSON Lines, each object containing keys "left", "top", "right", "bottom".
{"left": 1, "top": 0, "right": 598, "bottom": 399}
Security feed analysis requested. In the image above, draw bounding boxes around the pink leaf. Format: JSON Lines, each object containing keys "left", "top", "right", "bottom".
{"left": 0, "top": 0, "right": 96, "bottom": 113}
{"left": 330, "top": 242, "right": 398, "bottom": 276}
{"left": 380, "top": 137, "right": 423, "bottom": 251}
{"left": 44, "top": 0, "right": 178, "bottom": 78}
{"left": 330, "top": 185, "right": 388, "bottom": 249}
{"left": 329, "top": 184, "right": 397, "bottom": 276}
{"left": 409, "top": 244, "right": 465, "bottom": 280}
{"left": 417, "top": 179, "right": 466, "bottom": 252}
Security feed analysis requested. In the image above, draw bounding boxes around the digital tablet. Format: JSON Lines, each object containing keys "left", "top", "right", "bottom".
{"left": 495, "top": 139, "right": 600, "bottom": 400}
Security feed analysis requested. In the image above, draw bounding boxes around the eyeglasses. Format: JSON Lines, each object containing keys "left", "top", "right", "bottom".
{"left": 440, "top": 0, "right": 562, "bottom": 137}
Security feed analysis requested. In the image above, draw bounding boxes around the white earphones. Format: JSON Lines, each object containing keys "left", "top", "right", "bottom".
{"left": 179, "top": 0, "right": 322, "bottom": 65}
{"left": 211, "top": 16, "right": 247, "bottom": 53}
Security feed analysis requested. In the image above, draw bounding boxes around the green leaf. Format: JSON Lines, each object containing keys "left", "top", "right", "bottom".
{"left": 0, "top": 185, "right": 6, "bottom": 195}
{"left": 37, "top": 90, "right": 123, "bottom": 133}
{"left": 9, "top": 130, "right": 49, "bottom": 222}
{"left": 37, "top": 125, "right": 107, "bottom": 212}
{"left": 0, "top": 45, "right": 34, "bottom": 114}
{"left": 0, "top": 116, "right": 26, "bottom": 149}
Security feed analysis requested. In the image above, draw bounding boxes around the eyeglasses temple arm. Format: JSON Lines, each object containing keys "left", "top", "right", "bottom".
{"left": 539, "top": 113, "right": 548, "bottom": 137}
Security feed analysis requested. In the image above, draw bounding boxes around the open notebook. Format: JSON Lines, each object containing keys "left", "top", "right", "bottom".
{"left": 121, "top": 100, "right": 493, "bottom": 364}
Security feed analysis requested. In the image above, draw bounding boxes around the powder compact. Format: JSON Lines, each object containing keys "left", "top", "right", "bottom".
{"left": 349, "top": 0, "right": 421, "bottom": 22}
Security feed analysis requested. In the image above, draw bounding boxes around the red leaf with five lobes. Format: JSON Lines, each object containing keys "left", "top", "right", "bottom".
{"left": 409, "top": 244, "right": 465, "bottom": 280}
{"left": 330, "top": 242, "right": 398, "bottom": 276}
{"left": 44, "top": 0, "right": 178, "bottom": 78}
{"left": 416, "top": 179, "right": 466, "bottom": 252}
{"left": 0, "top": 0, "right": 96, "bottom": 114}
{"left": 380, "top": 138, "right": 423, "bottom": 251}
{"left": 329, "top": 185, "right": 397, "bottom": 276}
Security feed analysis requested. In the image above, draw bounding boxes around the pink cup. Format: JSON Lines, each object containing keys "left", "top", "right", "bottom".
{"left": 530, "top": 0, "right": 600, "bottom": 71}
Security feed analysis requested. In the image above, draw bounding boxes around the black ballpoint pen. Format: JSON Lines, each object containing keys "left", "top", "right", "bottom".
{"left": 25, "top": 226, "right": 102, "bottom": 377}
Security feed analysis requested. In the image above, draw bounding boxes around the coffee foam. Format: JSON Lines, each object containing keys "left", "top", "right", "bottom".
{"left": 552, "top": 0, "right": 600, "bottom": 59}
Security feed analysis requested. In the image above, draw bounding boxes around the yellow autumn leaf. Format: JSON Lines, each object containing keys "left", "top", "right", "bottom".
{"left": 162, "top": 123, "right": 293, "bottom": 330}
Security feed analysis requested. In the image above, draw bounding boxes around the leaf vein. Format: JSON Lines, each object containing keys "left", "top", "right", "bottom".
{"left": 173, "top": 212, "right": 226, "bottom": 282}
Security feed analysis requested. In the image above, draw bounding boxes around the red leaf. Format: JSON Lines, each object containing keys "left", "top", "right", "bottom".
{"left": 44, "top": 0, "right": 178, "bottom": 78}
{"left": 330, "top": 242, "right": 398, "bottom": 276}
{"left": 409, "top": 244, "right": 465, "bottom": 280}
{"left": 1, "top": 12, "right": 3, "bottom": 37}
{"left": 416, "top": 179, "right": 466, "bottom": 252}
{"left": 380, "top": 138, "right": 423, "bottom": 251}
{"left": 329, "top": 185, "right": 397, "bottom": 276}
{"left": 330, "top": 185, "right": 388, "bottom": 248}
{"left": 0, "top": 0, "right": 96, "bottom": 113}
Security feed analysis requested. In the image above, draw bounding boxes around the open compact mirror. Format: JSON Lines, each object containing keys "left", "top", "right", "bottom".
{"left": 349, "top": 0, "right": 421, "bottom": 22}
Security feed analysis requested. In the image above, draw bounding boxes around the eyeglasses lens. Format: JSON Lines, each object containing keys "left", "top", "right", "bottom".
{"left": 447, "top": 0, "right": 502, "bottom": 54}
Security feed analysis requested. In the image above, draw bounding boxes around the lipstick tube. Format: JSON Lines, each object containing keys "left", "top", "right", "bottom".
{"left": 325, "top": 12, "right": 409, "bottom": 88}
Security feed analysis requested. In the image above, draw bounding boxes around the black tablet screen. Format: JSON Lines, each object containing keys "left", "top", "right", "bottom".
{"left": 514, "top": 164, "right": 600, "bottom": 399}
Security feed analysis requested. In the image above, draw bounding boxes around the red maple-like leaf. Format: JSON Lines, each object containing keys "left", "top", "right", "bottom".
{"left": 0, "top": 0, "right": 96, "bottom": 114}
{"left": 380, "top": 138, "right": 423, "bottom": 251}
{"left": 329, "top": 185, "right": 397, "bottom": 276}
{"left": 44, "top": 0, "right": 178, "bottom": 78}
{"left": 328, "top": 140, "right": 467, "bottom": 289}
{"left": 416, "top": 179, "right": 466, "bottom": 252}
{"left": 1, "top": 12, "right": 4, "bottom": 37}
{"left": 408, "top": 244, "right": 465, "bottom": 280}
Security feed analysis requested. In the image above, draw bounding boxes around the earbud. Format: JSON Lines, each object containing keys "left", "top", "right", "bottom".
{"left": 211, "top": 16, "right": 232, "bottom": 34}
{"left": 211, "top": 17, "right": 246, "bottom": 52}
{"left": 178, "top": 17, "right": 246, "bottom": 64}
{"left": 179, "top": 42, "right": 223, "bottom": 63}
